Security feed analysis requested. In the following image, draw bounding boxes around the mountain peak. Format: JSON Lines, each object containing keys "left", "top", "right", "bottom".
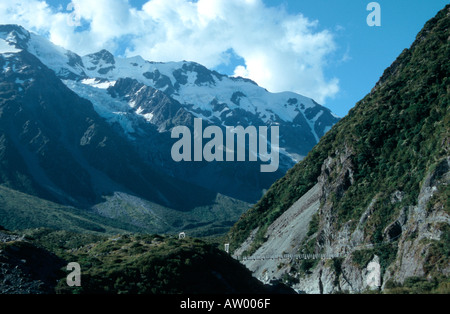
{"left": 0, "top": 24, "right": 29, "bottom": 37}
{"left": 0, "top": 24, "right": 30, "bottom": 51}
{"left": 82, "top": 49, "right": 116, "bottom": 76}
{"left": 85, "top": 49, "right": 116, "bottom": 65}
{"left": 2, "top": 24, "right": 340, "bottom": 187}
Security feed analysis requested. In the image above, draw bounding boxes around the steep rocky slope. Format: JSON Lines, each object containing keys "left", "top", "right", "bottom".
{"left": 229, "top": 5, "right": 450, "bottom": 294}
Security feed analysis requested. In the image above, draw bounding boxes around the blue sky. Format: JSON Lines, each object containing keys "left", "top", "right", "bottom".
{"left": 1, "top": 0, "right": 448, "bottom": 117}
{"left": 276, "top": 0, "right": 449, "bottom": 116}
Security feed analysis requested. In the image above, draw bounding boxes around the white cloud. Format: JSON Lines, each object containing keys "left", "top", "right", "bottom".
{"left": 0, "top": 0, "right": 339, "bottom": 103}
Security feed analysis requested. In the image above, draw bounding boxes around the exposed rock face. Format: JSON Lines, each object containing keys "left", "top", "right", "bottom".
{"left": 231, "top": 5, "right": 450, "bottom": 294}
{"left": 383, "top": 157, "right": 450, "bottom": 286}
{"left": 235, "top": 155, "right": 449, "bottom": 294}
{"left": 235, "top": 183, "right": 322, "bottom": 282}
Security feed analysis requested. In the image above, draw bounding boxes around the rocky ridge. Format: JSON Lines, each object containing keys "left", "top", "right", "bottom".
{"left": 230, "top": 4, "right": 450, "bottom": 294}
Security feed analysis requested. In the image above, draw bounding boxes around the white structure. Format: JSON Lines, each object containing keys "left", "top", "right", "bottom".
{"left": 366, "top": 260, "right": 381, "bottom": 288}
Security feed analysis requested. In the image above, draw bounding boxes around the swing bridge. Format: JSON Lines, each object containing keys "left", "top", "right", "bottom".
{"left": 176, "top": 231, "right": 403, "bottom": 263}
{"left": 226, "top": 233, "right": 403, "bottom": 262}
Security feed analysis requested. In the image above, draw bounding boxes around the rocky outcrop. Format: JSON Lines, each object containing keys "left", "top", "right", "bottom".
{"left": 231, "top": 5, "right": 450, "bottom": 294}
{"left": 235, "top": 155, "right": 449, "bottom": 294}
{"left": 383, "top": 157, "right": 450, "bottom": 286}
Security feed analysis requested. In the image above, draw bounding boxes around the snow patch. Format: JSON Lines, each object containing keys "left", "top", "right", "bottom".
{"left": 63, "top": 79, "right": 136, "bottom": 136}
{"left": 0, "top": 38, "right": 21, "bottom": 54}
{"left": 142, "top": 113, "right": 154, "bottom": 122}
{"left": 81, "top": 78, "right": 116, "bottom": 89}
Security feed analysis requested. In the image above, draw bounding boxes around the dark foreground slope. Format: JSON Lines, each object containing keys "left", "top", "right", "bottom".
{"left": 228, "top": 5, "right": 449, "bottom": 293}
{"left": 1, "top": 228, "right": 294, "bottom": 294}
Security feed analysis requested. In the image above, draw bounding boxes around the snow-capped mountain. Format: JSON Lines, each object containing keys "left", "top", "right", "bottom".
{"left": 1, "top": 24, "right": 256, "bottom": 236}
{"left": 15, "top": 25, "right": 339, "bottom": 159}
{"left": 0, "top": 24, "right": 339, "bottom": 210}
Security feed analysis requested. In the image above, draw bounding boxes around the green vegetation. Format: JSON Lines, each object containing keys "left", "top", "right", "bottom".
{"left": 0, "top": 184, "right": 249, "bottom": 237}
{"left": 424, "top": 223, "right": 450, "bottom": 275}
{"left": 281, "top": 272, "right": 299, "bottom": 286}
{"left": 351, "top": 243, "right": 397, "bottom": 274}
{"left": 307, "top": 213, "right": 320, "bottom": 237}
{"left": 0, "top": 185, "right": 139, "bottom": 234}
{"left": 297, "top": 238, "right": 321, "bottom": 275}
{"left": 384, "top": 276, "right": 450, "bottom": 294}
{"left": 331, "top": 258, "right": 344, "bottom": 287}
{"left": 351, "top": 249, "right": 375, "bottom": 269}
{"left": 12, "top": 228, "right": 273, "bottom": 294}
{"left": 1, "top": 5, "right": 449, "bottom": 295}
{"left": 229, "top": 4, "right": 449, "bottom": 256}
